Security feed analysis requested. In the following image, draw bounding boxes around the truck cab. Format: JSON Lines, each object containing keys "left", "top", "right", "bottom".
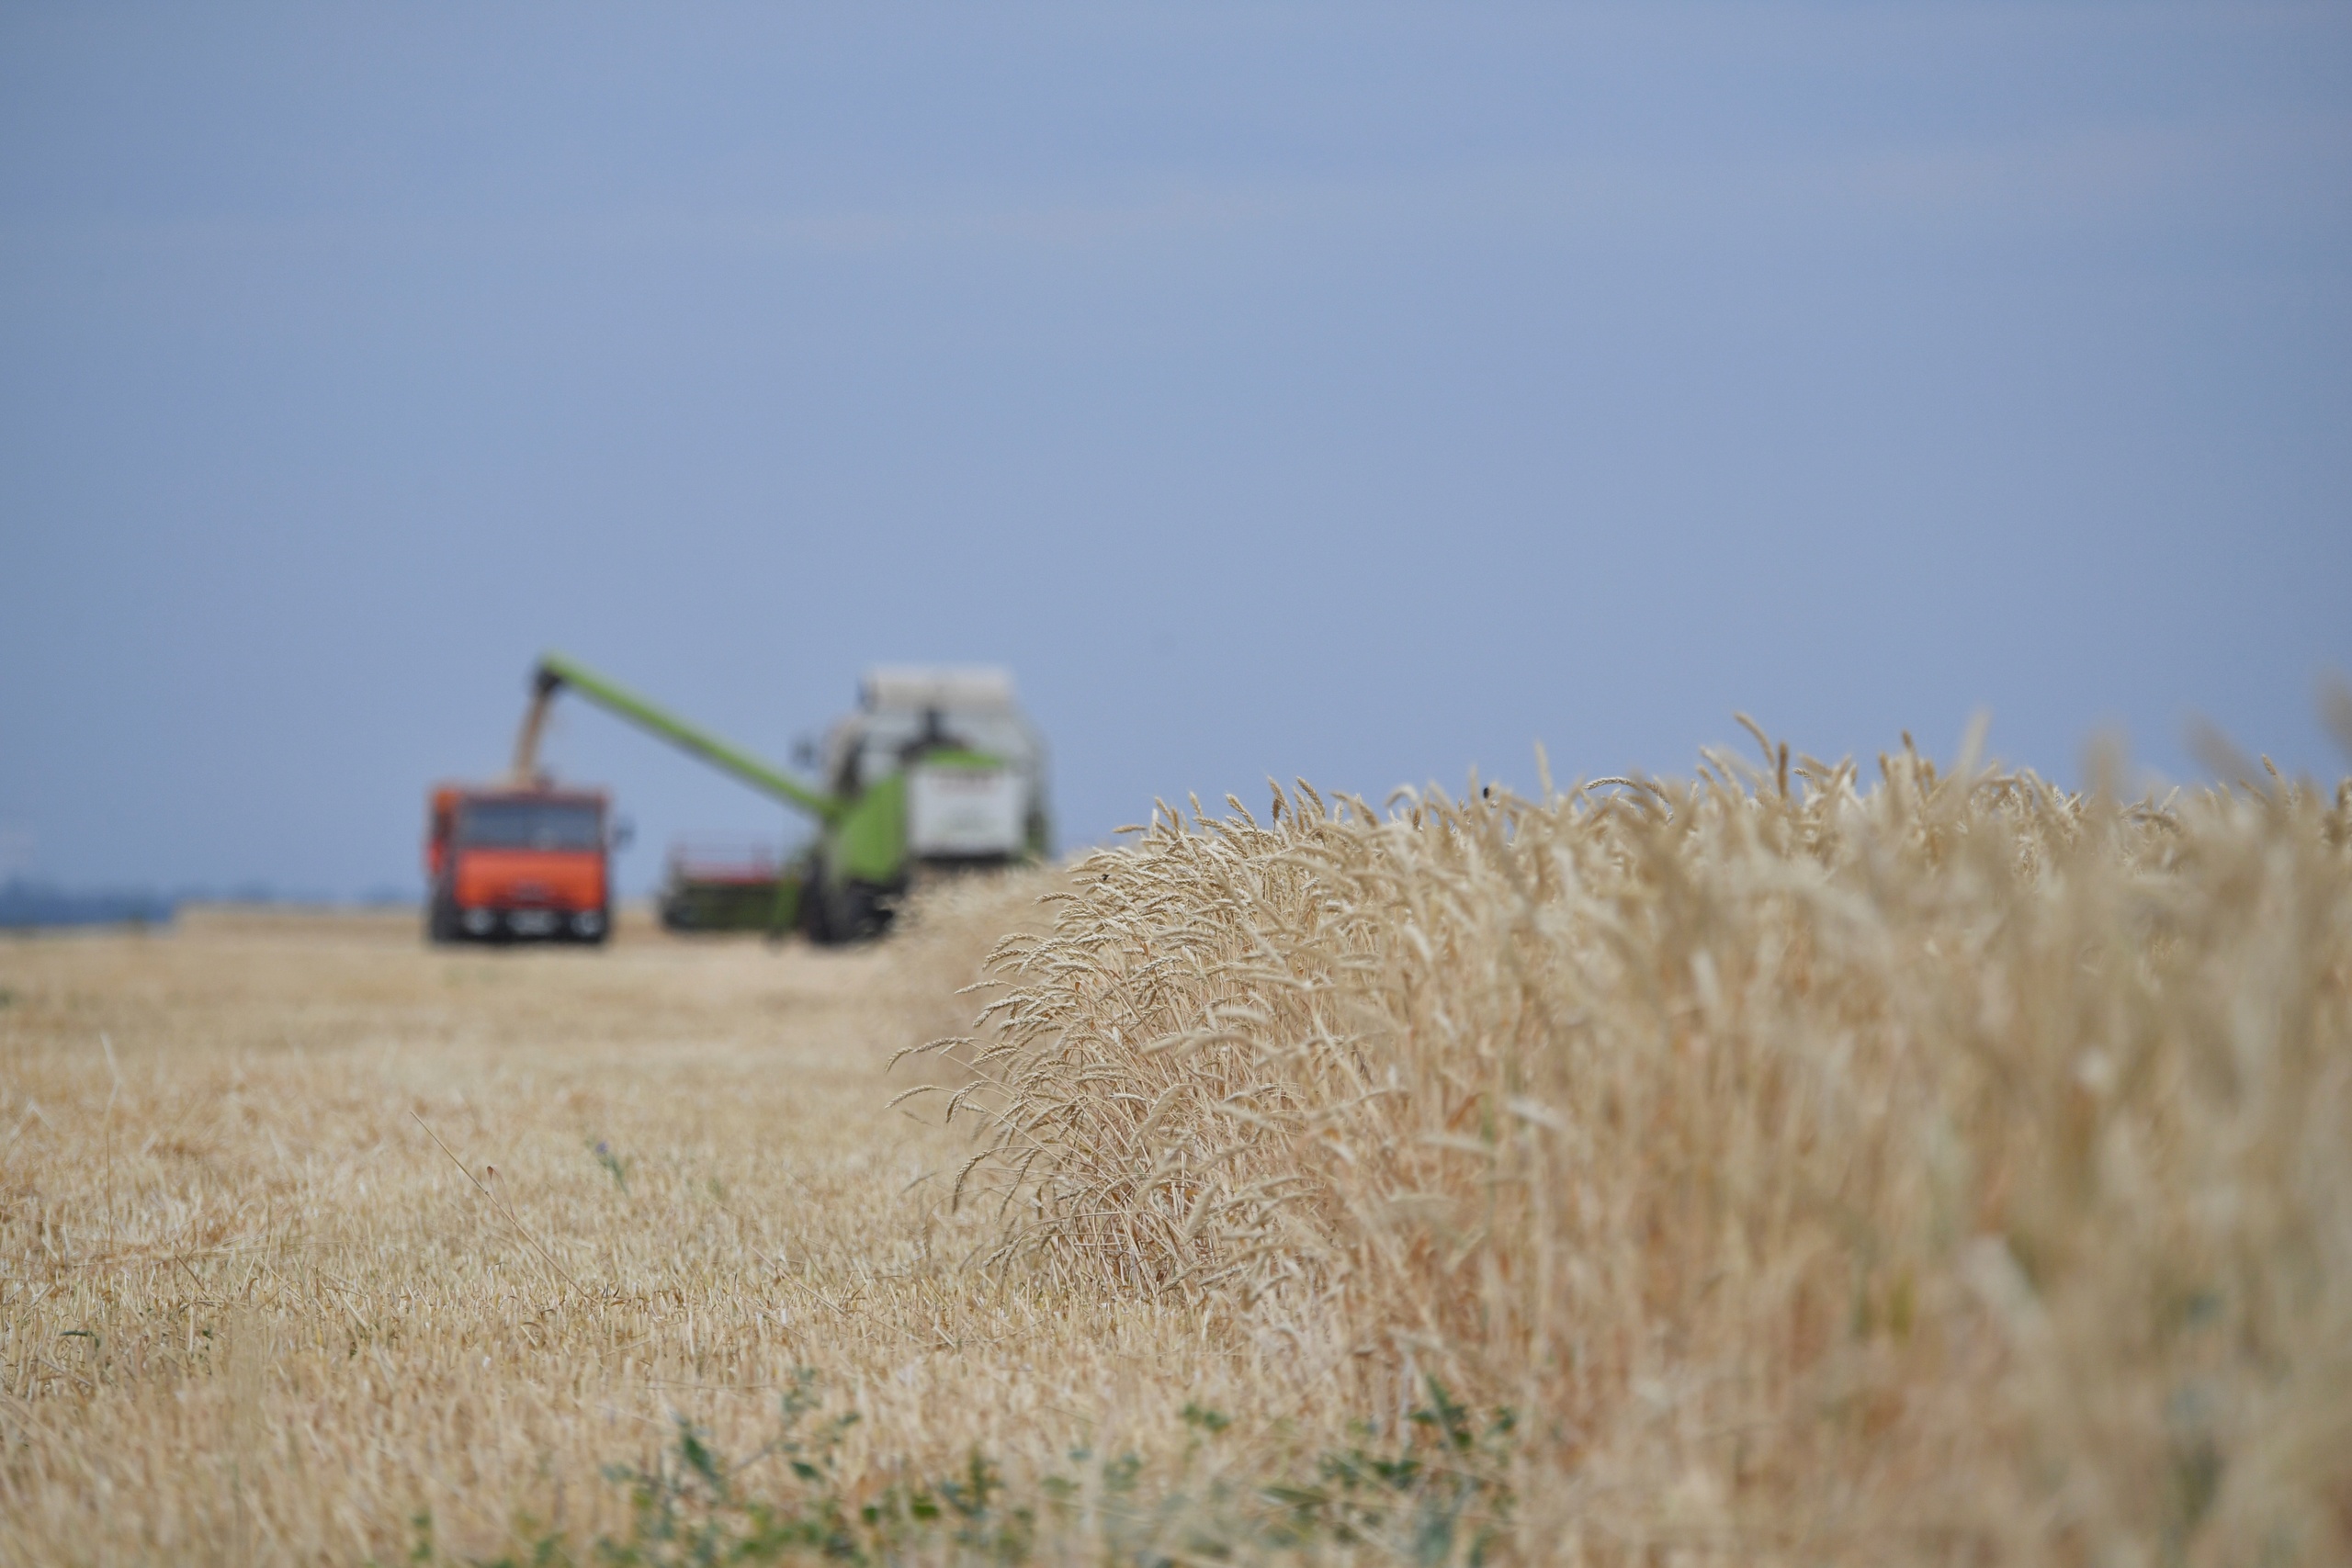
{"left": 425, "top": 784, "right": 613, "bottom": 944}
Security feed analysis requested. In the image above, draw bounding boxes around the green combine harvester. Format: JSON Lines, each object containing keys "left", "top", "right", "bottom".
{"left": 510, "top": 652, "right": 1050, "bottom": 942}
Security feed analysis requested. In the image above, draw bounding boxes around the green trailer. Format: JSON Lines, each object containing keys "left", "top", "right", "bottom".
{"left": 654, "top": 839, "right": 803, "bottom": 935}
{"left": 510, "top": 652, "right": 1049, "bottom": 942}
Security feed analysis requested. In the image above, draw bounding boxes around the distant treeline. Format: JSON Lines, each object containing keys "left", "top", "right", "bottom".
{"left": 0, "top": 881, "right": 418, "bottom": 930}
{"left": 0, "top": 880, "right": 176, "bottom": 930}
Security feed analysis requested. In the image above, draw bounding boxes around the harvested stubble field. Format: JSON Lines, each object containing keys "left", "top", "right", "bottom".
{"left": 3, "top": 736, "right": 2349, "bottom": 1566}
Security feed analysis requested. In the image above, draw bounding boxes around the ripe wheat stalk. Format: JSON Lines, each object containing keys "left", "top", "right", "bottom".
{"left": 911, "top": 733, "right": 2352, "bottom": 1562}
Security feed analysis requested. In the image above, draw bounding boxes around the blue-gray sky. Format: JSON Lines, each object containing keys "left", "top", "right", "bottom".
{"left": 3, "top": 3, "right": 2347, "bottom": 897}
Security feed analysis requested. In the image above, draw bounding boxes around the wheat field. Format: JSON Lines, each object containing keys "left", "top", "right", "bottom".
{"left": 4, "top": 733, "right": 2349, "bottom": 1564}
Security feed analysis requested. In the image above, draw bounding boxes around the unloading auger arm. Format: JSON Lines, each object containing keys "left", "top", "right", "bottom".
{"left": 511, "top": 651, "right": 842, "bottom": 825}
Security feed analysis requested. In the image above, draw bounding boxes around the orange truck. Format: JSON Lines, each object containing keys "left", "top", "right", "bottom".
{"left": 424, "top": 784, "right": 614, "bottom": 944}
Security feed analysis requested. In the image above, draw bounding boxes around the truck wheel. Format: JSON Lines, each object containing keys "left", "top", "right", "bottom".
{"left": 426, "top": 892, "right": 461, "bottom": 944}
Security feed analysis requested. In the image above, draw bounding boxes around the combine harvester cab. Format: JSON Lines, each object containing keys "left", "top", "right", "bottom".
{"left": 511, "top": 652, "right": 1050, "bottom": 944}
{"left": 820, "top": 664, "right": 1049, "bottom": 857}
{"left": 424, "top": 784, "right": 614, "bottom": 944}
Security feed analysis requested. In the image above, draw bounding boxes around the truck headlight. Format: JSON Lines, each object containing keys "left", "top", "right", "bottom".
{"left": 571, "top": 911, "right": 605, "bottom": 936}
{"left": 462, "top": 908, "right": 495, "bottom": 934}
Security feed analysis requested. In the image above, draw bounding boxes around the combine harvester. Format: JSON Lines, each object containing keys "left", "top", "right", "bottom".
{"left": 493, "top": 652, "right": 1050, "bottom": 943}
